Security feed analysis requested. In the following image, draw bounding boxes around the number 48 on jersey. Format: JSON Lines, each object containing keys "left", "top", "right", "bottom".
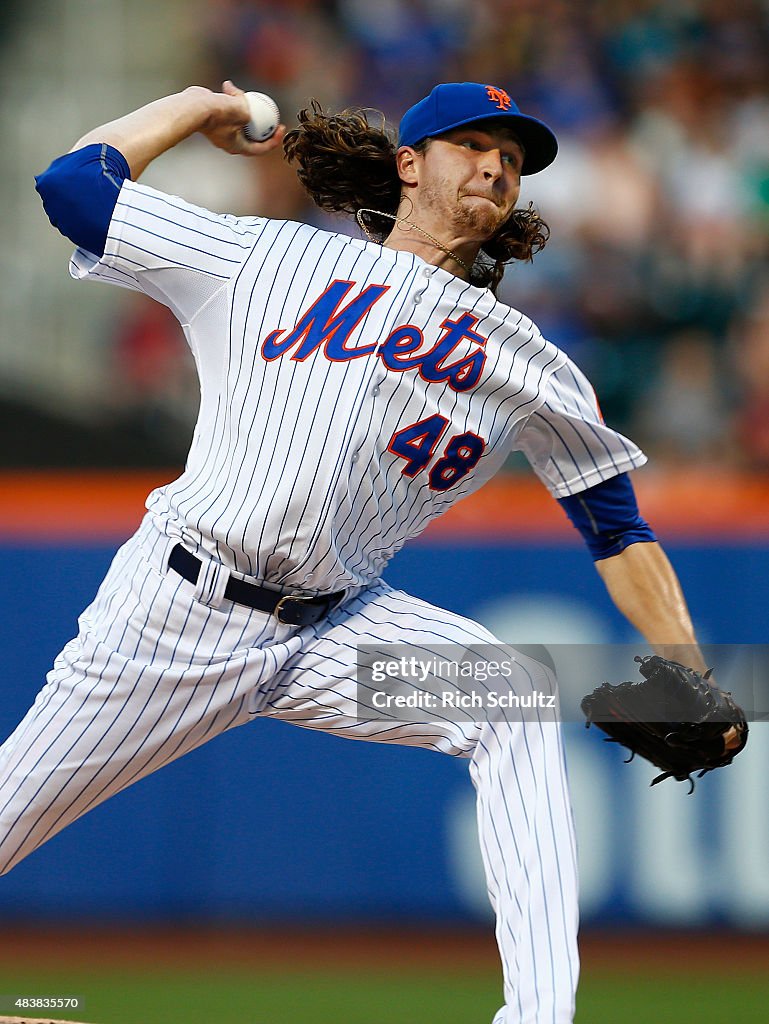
{"left": 387, "top": 414, "right": 485, "bottom": 492}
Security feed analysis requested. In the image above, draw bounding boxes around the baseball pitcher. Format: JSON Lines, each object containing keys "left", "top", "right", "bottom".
{"left": 0, "top": 80, "right": 746, "bottom": 1024}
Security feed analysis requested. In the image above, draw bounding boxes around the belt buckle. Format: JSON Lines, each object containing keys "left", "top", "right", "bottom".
{"left": 275, "top": 593, "right": 316, "bottom": 626}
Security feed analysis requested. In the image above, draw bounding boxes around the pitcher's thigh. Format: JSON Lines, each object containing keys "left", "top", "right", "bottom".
{"left": 261, "top": 582, "right": 509, "bottom": 755}
{"left": 0, "top": 625, "right": 261, "bottom": 874}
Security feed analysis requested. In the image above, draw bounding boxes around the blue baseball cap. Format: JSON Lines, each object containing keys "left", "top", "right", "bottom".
{"left": 398, "top": 82, "right": 558, "bottom": 175}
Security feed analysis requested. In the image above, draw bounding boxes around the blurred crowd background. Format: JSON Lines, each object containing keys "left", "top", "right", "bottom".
{"left": 2, "top": 0, "right": 769, "bottom": 470}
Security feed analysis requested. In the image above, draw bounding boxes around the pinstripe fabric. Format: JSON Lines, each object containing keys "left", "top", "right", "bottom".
{"left": 0, "top": 516, "right": 577, "bottom": 1022}
{"left": 70, "top": 182, "right": 645, "bottom": 593}
{"left": 6, "top": 180, "right": 648, "bottom": 1020}
{"left": 0, "top": 518, "right": 297, "bottom": 873}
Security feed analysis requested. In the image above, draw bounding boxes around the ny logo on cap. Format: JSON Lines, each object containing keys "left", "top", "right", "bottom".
{"left": 485, "top": 86, "right": 512, "bottom": 111}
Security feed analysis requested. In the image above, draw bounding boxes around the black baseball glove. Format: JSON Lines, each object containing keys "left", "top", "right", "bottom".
{"left": 581, "top": 655, "right": 748, "bottom": 791}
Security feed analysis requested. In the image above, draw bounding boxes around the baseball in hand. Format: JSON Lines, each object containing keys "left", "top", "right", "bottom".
{"left": 242, "top": 92, "right": 280, "bottom": 142}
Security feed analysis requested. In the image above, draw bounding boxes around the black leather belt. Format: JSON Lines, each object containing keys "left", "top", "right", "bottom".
{"left": 168, "top": 544, "right": 345, "bottom": 626}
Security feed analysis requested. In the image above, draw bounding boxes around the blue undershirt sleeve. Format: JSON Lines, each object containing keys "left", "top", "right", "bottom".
{"left": 35, "top": 143, "right": 131, "bottom": 257}
{"left": 557, "top": 473, "right": 657, "bottom": 561}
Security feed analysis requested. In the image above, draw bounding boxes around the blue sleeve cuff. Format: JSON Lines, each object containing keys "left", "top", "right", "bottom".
{"left": 35, "top": 143, "right": 131, "bottom": 257}
{"left": 557, "top": 473, "right": 657, "bottom": 561}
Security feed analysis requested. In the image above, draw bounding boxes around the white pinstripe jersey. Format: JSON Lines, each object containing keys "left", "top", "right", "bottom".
{"left": 71, "top": 181, "right": 646, "bottom": 592}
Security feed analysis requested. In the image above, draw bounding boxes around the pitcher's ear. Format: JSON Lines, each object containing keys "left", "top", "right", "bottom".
{"left": 396, "top": 145, "right": 420, "bottom": 185}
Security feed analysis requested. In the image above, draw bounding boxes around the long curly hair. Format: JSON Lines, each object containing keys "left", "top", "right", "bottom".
{"left": 283, "top": 101, "right": 550, "bottom": 294}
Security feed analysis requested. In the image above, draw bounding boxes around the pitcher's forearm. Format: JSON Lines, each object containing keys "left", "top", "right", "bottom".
{"left": 68, "top": 81, "right": 283, "bottom": 180}
{"left": 70, "top": 87, "right": 242, "bottom": 178}
{"left": 595, "top": 542, "right": 707, "bottom": 672}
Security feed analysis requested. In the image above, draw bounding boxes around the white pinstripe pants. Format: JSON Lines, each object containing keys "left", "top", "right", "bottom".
{"left": 0, "top": 515, "right": 578, "bottom": 1023}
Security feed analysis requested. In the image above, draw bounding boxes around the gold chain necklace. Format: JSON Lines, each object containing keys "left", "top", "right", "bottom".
{"left": 356, "top": 208, "right": 473, "bottom": 277}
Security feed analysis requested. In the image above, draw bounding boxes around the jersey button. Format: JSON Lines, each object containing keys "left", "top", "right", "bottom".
{"left": 413, "top": 294, "right": 422, "bottom": 304}
{"left": 371, "top": 385, "right": 381, "bottom": 396}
